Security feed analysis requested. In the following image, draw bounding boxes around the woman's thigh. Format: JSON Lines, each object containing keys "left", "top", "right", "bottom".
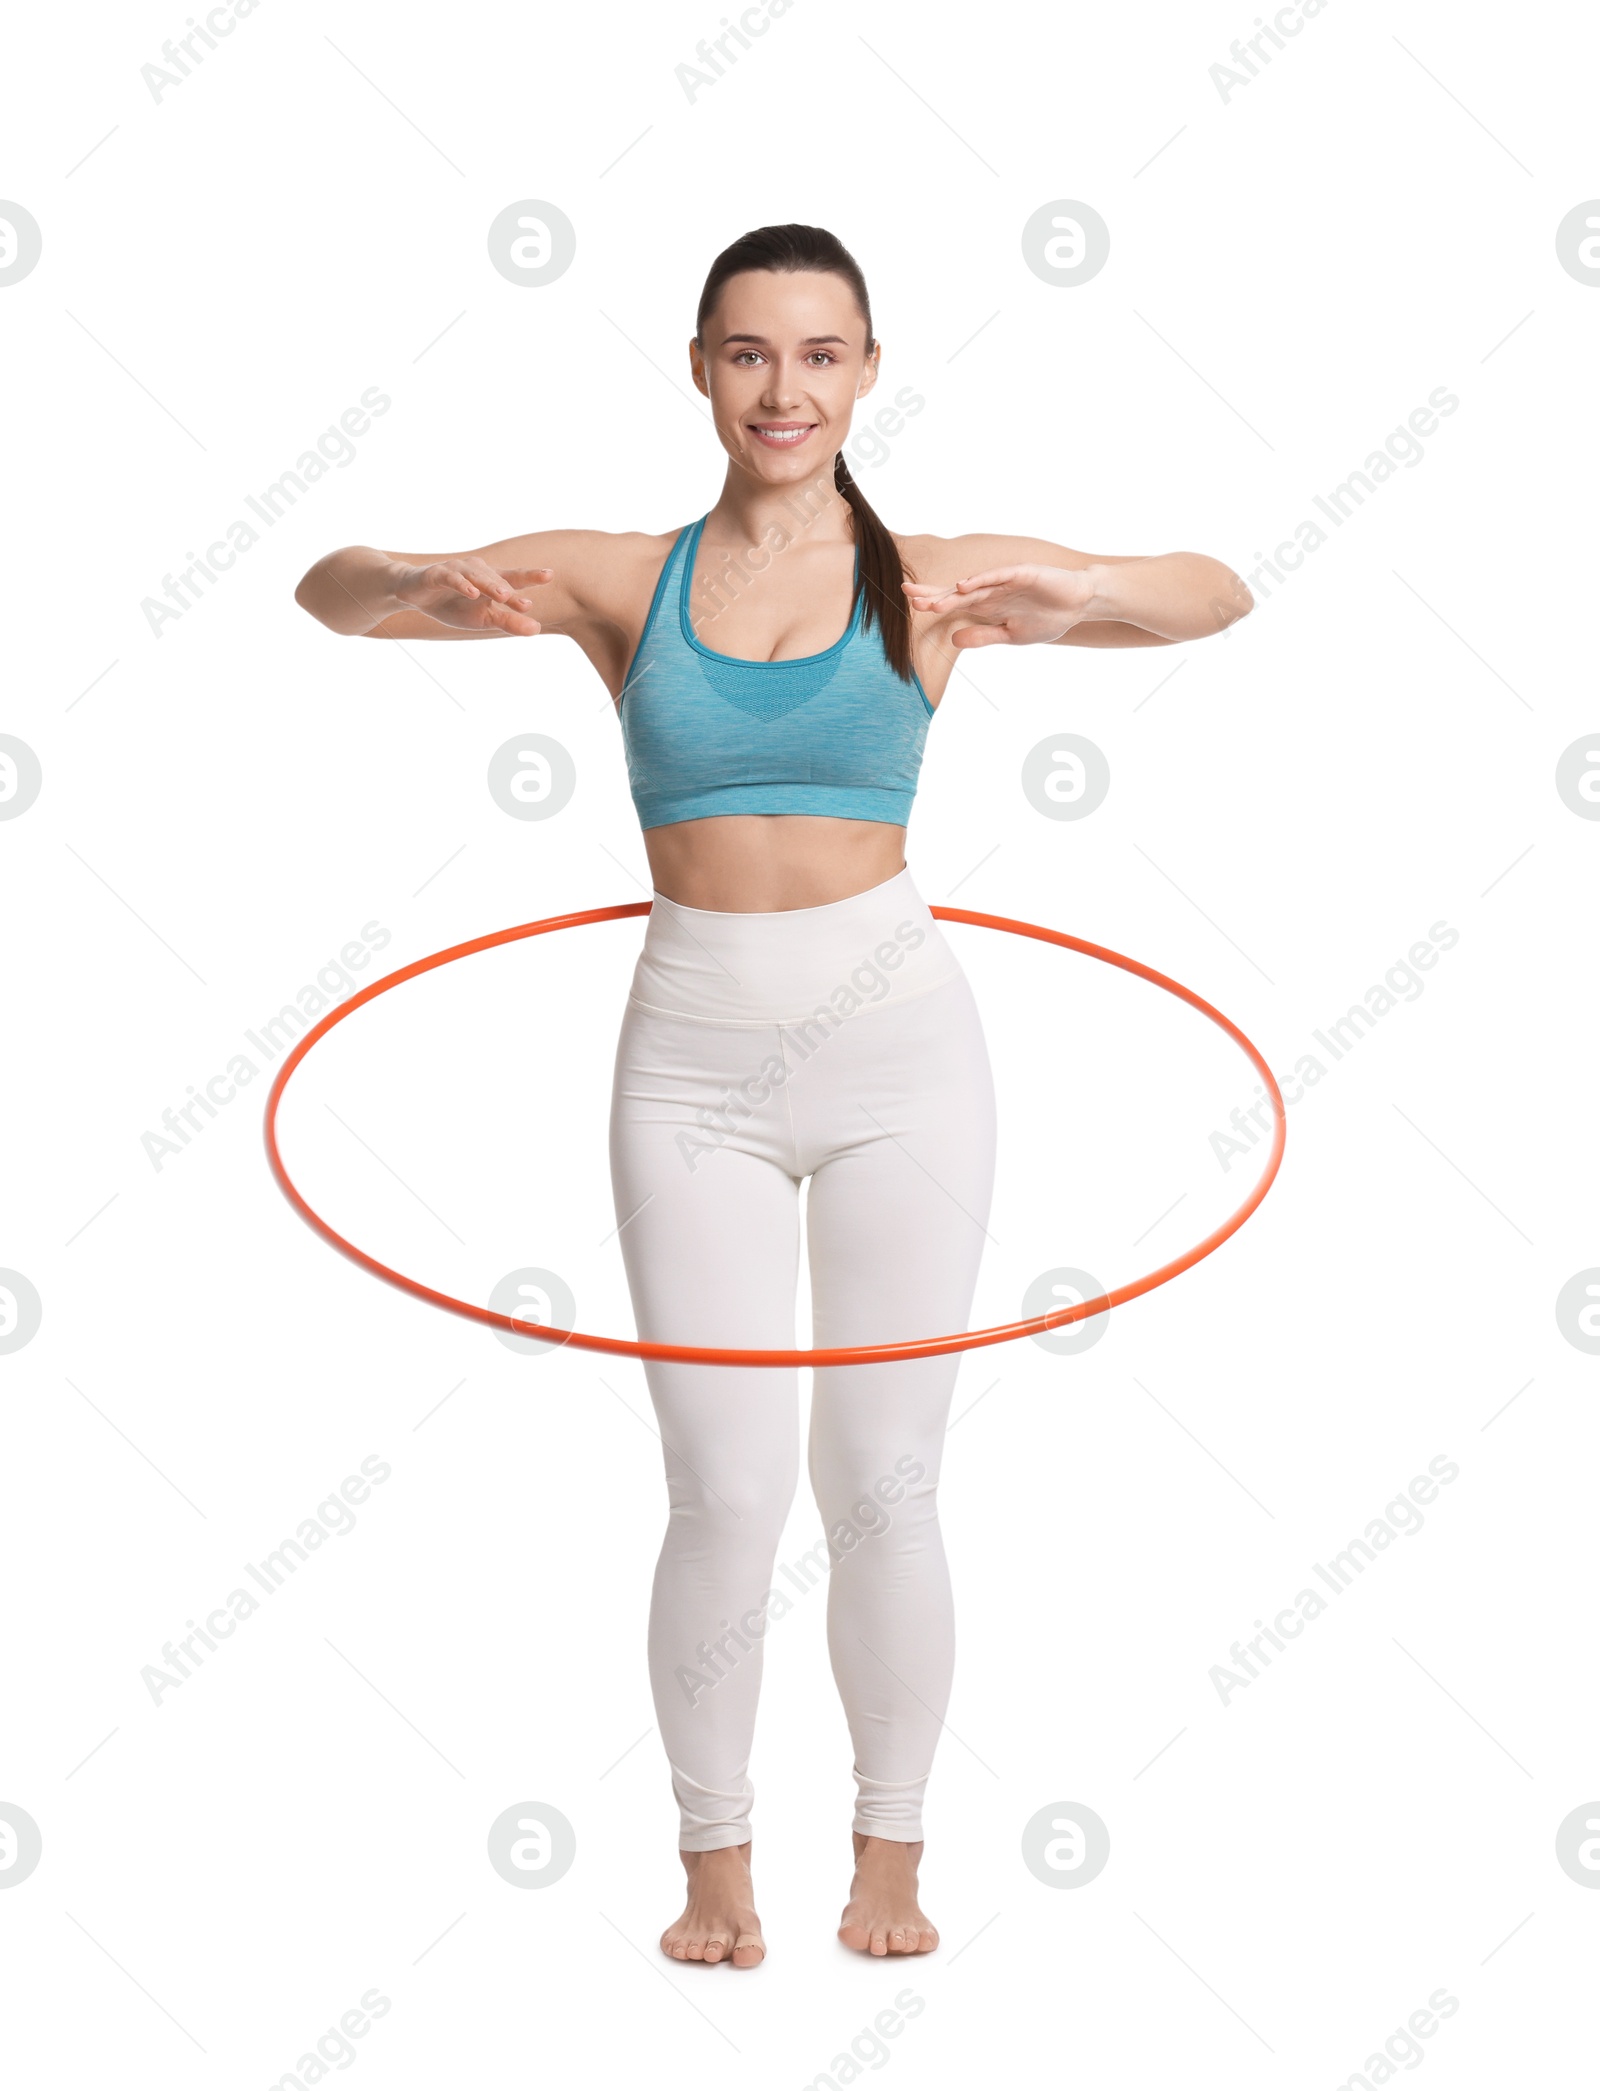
{"left": 799, "top": 973, "right": 999, "bottom": 1490}
{"left": 799, "top": 973, "right": 998, "bottom": 1350}
{"left": 609, "top": 997, "right": 805, "bottom": 1508}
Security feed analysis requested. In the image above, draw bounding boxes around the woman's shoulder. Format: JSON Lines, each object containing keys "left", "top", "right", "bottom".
{"left": 531, "top": 523, "right": 688, "bottom": 573}
{"left": 587, "top": 525, "right": 694, "bottom": 622}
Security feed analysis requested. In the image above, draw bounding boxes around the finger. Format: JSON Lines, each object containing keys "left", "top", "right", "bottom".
{"left": 902, "top": 577, "right": 1008, "bottom": 603}
{"left": 951, "top": 566, "right": 1028, "bottom": 592}
{"left": 902, "top": 571, "right": 1013, "bottom": 591}
{"left": 901, "top": 582, "right": 969, "bottom": 608}
{"left": 904, "top": 585, "right": 1005, "bottom": 615}
{"left": 951, "top": 624, "right": 1015, "bottom": 649}
{"left": 429, "top": 563, "right": 487, "bottom": 598}
{"left": 498, "top": 567, "right": 556, "bottom": 585}
{"left": 460, "top": 561, "right": 516, "bottom": 600}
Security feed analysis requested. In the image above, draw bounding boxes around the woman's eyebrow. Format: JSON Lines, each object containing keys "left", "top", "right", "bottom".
{"left": 717, "top": 333, "right": 851, "bottom": 347}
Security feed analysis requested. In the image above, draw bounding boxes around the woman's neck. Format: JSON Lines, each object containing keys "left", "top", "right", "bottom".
{"left": 703, "top": 465, "right": 854, "bottom": 550}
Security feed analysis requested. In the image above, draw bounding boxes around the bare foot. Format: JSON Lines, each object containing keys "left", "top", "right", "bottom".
{"left": 838, "top": 1833, "right": 939, "bottom": 1955}
{"left": 660, "top": 1841, "right": 765, "bottom": 1968}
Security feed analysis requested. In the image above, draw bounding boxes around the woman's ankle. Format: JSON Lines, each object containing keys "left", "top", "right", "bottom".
{"left": 681, "top": 1838, "right": 752, "bottom": 1870}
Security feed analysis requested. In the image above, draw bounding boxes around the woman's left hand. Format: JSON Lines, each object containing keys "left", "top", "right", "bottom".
{"left": 902, "top": 564, "right": 1104, "bottom": 649}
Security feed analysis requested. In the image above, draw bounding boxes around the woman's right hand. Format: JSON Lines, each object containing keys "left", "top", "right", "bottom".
{"left": 391, "top": 557, "right": 556, "bottom": 635}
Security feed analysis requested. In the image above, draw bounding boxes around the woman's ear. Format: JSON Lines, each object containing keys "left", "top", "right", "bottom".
{"left": 857, "top": 340, "right": 882, "bottom": 399}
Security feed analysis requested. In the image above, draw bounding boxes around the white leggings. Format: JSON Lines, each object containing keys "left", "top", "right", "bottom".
{"left": 607, "top": 866, "right": 998, "bottom": 1850}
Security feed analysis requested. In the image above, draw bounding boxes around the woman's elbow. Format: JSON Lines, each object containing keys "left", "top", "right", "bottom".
{"left": 1207, "top": 563, "right": 1254, "bottom": 635}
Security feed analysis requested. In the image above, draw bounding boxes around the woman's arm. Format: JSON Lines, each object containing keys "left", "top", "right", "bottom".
{"left": 292, "top": 528, "right": 661, "bottom": 645}
{"left": 902, "top": 532, "right": 1254, "bottom": 650}
{"left": 294, "top": 542, "right": 549, "bottom": 640}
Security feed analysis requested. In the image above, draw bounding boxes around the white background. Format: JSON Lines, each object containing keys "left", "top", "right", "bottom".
{"left": 3, "top": 0, "right": 1597, "bottom": 2083}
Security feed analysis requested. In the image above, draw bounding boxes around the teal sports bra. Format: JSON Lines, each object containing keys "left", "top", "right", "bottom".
{"left": 618, "top": 515, "right": 936, "bottom": 831}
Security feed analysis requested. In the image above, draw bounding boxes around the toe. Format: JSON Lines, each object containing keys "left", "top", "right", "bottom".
{"left": 870, "top": 1927, "right": 889, "bottom": 1956}
{"left": 838, "top": 1921, "right": 871, "bottom": 1952}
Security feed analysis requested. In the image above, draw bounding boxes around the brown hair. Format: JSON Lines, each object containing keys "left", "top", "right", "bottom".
{"left": 694, "top": 223, "right": 916, "bottom": 682}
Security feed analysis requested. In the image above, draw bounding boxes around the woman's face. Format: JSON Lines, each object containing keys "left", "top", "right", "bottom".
{"left": 691, "top": 268, "right": 880, "bottom": 484}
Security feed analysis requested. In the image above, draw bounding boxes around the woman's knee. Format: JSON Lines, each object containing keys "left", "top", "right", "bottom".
{"left": 666, "top": 1456, "right": 800, "bottom": 1548}
{"left": 809, "top": 1446, "right": 939, "bottom": 1542}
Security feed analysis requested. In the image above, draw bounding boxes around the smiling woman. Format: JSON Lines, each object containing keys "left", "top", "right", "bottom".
{"left": 291, "top": 219, "right": 1253, "bottom": 1976}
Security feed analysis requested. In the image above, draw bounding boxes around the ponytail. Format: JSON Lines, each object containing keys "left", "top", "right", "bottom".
{"left": 834, "top": 446, "right": 915, "bottom": 682}
{"left": 696, "top": 223, "right": 917, "bottom": 684}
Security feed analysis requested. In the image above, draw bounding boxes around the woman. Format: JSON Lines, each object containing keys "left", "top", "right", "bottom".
{"left": 295, "top": 222, "right": 1252, "bottom": 1971}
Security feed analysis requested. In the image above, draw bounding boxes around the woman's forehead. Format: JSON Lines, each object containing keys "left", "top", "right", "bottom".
{"left": 705, "top": 269, "right": 866, "bottom": 340}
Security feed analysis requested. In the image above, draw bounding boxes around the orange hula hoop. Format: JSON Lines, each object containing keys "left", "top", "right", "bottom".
{"left": 263, "top": 903, "right": 1285, "bottom": 1366}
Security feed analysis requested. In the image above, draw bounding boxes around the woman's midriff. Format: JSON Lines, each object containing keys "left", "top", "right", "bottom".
{"left": 641, "top": 813, "right": 910, "bottom": 914}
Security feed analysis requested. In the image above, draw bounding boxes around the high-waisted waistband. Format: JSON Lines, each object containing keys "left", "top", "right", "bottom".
{"left": 627, "top": 865, "right": 965, "bottom": 1024}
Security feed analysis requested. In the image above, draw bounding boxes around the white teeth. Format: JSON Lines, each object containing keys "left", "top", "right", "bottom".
{"left": 754, "top": 426, "right": 811, "bottom": 442}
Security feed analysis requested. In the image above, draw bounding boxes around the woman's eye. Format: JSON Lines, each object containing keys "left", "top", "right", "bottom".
{"left": 729, "top": 349, "right": 836, "bottom": 367}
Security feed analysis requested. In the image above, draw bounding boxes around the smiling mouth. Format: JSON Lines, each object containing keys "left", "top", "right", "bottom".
{"left": 748, "top": 421, "right": 818, "bottom": 446}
